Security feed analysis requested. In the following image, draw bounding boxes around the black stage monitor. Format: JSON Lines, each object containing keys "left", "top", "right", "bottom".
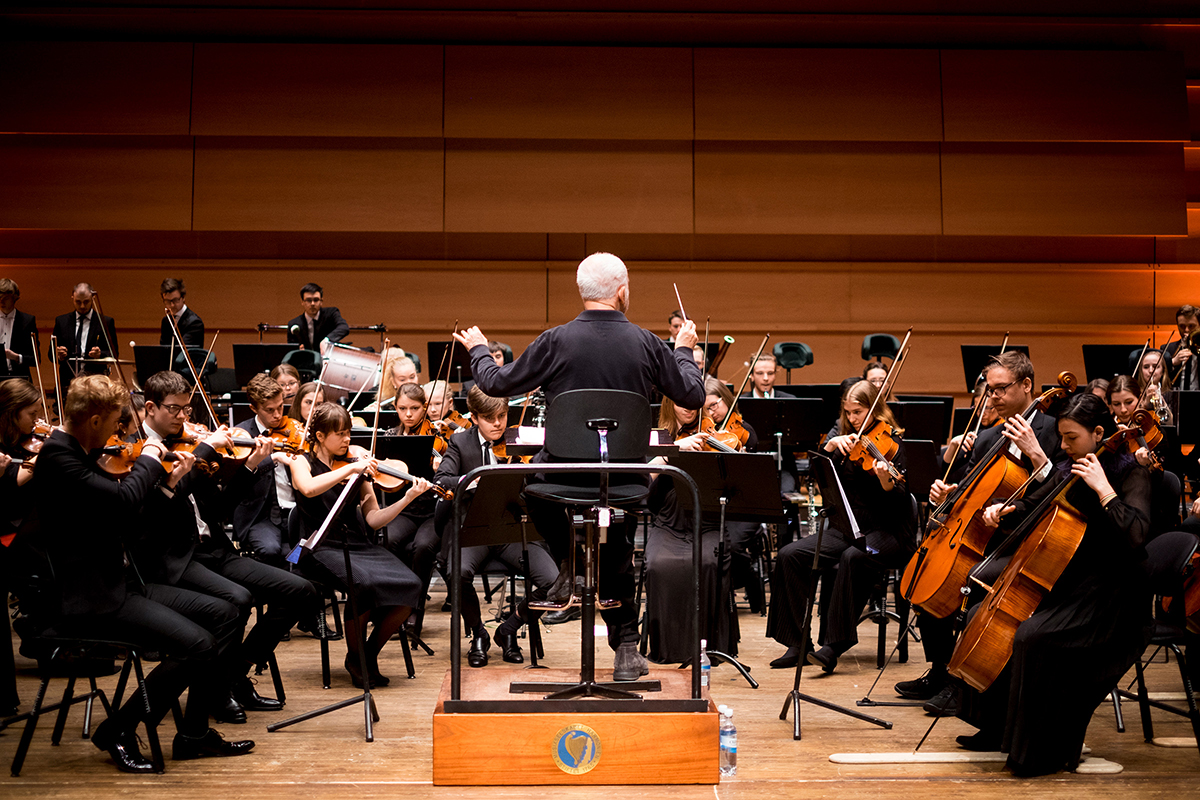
{"left": 1081, "top": 344, "right": 1142, "bottom": 383}
{"left": 233, "top": 343, "right": 296, "bottom": 388}
{"left": 960, "top": 344, "right": 1031, "bottom": 393}
{"left": 133, "top": 345, "right": 174, "bottom": 384}
{"left": 427, "top": 340, "right": 473, "bottom": 384}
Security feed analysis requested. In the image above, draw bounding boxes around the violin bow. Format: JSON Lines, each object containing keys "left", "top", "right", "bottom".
{"left": 91, "top": 291, "right": 148, "bottom": 440}
{"left": 721, "top": 334, "right": 770, "bottom": 431}
{"left": 165, "top": 306, "right": 221, "bottom": 429}
{"left": 49, "top": 335, "right": 65, "bottom": 426}
{"left": 302, "top": 357, "right": 332, "bottom": 443}
{"left": 855, "top": 327, "right": 912, "bottom": 439}
{"left": 371, "top": 339, "right": 392, "bottom": 453}
{"left": 941, "top": 331, "right": 1007, "bottom": 482}
{"left": 30, "top": 333, "right": 50, "bottom": 422}
{"left": 1134, "top": 331, "right": 1175, "bottom": 408}
{"left": 187, "top": 331, "right": 219, "bottom": 406}
{"left": 424, "top": 320, "right": 455, "bottom": 421}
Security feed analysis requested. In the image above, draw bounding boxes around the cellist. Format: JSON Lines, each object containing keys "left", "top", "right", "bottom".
{"left": 955, "top": 392, "right": 1152, "bottom": 777}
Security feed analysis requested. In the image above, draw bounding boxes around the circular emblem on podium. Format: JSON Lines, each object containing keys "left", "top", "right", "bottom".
{"left": 552, "top": 723, "right": 602, "bottom": 774}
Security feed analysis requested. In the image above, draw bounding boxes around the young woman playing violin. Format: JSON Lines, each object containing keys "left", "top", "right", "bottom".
{"left": 766, "top": 379, "right": 917, "bottom": 673}
{"left": 957, "top": 392, "right": 1152, "bottom": 776}
{"left": 287, "top": 380, "right": 324, "bottom": 423}
{"left": 290, "top": 401, "right": 432, "bottom": 688}
{"left": 1106, "top": 373, "right": 1184, "bottom": 536}
{"left": 270, "top": 363, "right": 301, "bottom": 406}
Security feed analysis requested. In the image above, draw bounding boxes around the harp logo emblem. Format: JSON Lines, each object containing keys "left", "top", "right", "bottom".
{"left": 552, "top": 723, "right": 601, "bottom": 774}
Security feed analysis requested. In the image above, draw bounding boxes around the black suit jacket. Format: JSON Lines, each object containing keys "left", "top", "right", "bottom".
{"left": 286, "top": 307, "right": 349, "bottom": 351}
{"left": 34, "top": 429, "right": 164, "bottom": 616}
{"left": 50, "top": 311, "right": 117, "bottom": 382}
{"left": 0, "top": 309, "right": 38, "bottom": 380}
{"left": 159, "top": 307, "right": 205, "bottom": 348}
{"left": 231, "top": 417, "right": 286, "bottom": 539}
{"left": 946, "top": 408, "right": 1064, "bottom": 487}
{"left": 1163, "top": 340, "right": 1198, "bottom": 391}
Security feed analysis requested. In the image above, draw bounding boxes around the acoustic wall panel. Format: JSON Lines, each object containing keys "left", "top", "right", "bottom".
{"left": 695, "top": 48, "right": 942, "bottom": 142}
{"left": 192, "top": 44, "right": 443, "bottom": 137}
{"left": 942, "top": 50, "right": 1188, "bottom": 143}
{"left": 445, "top": 139, "right": 692, "bottom": 233}
{"left": 942, "top": 143, "right": 1186, "bottom": 236}
{"left": 193, "top": 137, "right": 444, "bottom": 232}
{"left": 0, "top": 135, "right": 193, "bottom": 230}
{"left": 445, "top": 46, "right": 692, "bottom": 140}
{"left": 695, "top": 141, "right": 941, "bottom": 235}
{"left": 0, "top": 42, "right": 193, "bottom": 135}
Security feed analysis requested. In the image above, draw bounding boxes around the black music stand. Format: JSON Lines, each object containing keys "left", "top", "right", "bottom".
{"left": 1081, "top": 344, "right": 1142, "bottom": 382}
{"left": 960, "top": 344, "right": 1030, "bottom": 392}
{"left": 776, "top": 384, "right": 843, "bottom": 428}
{"left": 270, "top": 474, "right": 380, "bottom": 742}
{"left": 779, "top": 452, "right": 892, "bottom": 739}
{"left": 669, "top": 451, "right": 786, "bottom": 688}
{"left": 427, "top": 341, "right": 473, "bottom": 385}
{"left": 132, "top": 345, "right": 174, "bottom": 384}
{"left": 1176, "top": 390, "right": 1200, "bottom": 446}
{"left": 233, "top": 343, "right": 295, "bottom": 387}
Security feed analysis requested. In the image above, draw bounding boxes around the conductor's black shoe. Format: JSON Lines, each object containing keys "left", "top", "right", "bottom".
{"left": 232, "top": 677, "right": 282, "bottom": 712}
{"left": 172, "top": 728, "right": 255, "bottom": 760}
{"left": 542, "top": 606, "right": 582, "bottom": 625}
{"left": 468, "top": 629, "right": 490, "bottom": 668}
{"left": 894, "top": 669, "right": 946, "bottom": 700}
{"left": 923, "top": 685, "right": 959, "bottom": 717}
{"left": 94, "top": 728, "right": 157, "bottom": 774}
{"left": 494, "top": 630, "right": 524, "bottom": 664}
{"left": 807, "top": 646, "right": 838, "bottom": 674}
{"left": 955, "top": 730, "right": 1001, "bottom": 752}
{"left": 209, "top": 692, "right": 247, "bottom": 724}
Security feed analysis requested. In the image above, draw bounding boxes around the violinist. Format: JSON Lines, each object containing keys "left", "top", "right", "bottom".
{"left": 133, "top": 371, "right": 318, "bottom": 723}
{"left": 957, "top": 393, "right": 1152, "bottom": 776}
{"left": 1164, "top": 304, "right": 1199, "bottom": 390}
{"left": 745, "top": 354, "right": 793, "bottom": 399}
{"left": 270, "top": 363, "right": 301, "bottom": 406}
{"left": 389, "top": 382, "right": 433, "bottom": 437}
{"left": 116, "top": 392, "right": 146, "bottom": 441}
{"left": 287, "top": 380, "right": 325, "bottom": 423}
{"left": 34, "top": 374, "right": 253, "bottom": 770}
{"left": 703, "top": 376, "right": 758, "bottom": 450}
{"left": 289, "top": 401, "right": 432, "bottom": 688}
{"left": 1134, "top": 347, "right": 1174, "bottom": 425}
{"left": 766, "top": 380, "right": 917, "bottom": 672}
{"left": 370, "top": 348, "right": 417, "bottom": 410}
{"left": 0, "top": 278, "right": 38, "bottom": 381}
{"left": 1107, "top": 374, "right": 1184, "bottom": 536}
{"left": 863, "top": 359, "right": 888, "bottom": 389}
{"left": 158, "top": 278, "right": 204, "bottom": 348}
{"left": 424, "top": 379, "right": 453, "bottom": 422}
{"left": 232, "top": 374, "right": 300, "bottom": 566}
{"left": 659, "top": 395, "right": 702, "bottom": 445}
{"left": 460, "top": 341, "right": 508, "bottom": 395}
{"left": 432, "top": 387, "right": 559, "bottom": 667}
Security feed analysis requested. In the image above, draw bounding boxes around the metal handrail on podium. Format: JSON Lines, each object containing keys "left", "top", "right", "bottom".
{"left": 256, "top": 322, "right": 388, "bottom": 349}
{"left": 445, "top": 461, "right": 707, "bottom": 713}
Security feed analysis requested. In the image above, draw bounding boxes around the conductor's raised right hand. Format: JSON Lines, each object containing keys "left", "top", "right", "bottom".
{"left": 453, "top": 326, "right": 489, "bottom": 352}
{"left": 674, "top": 319, "right": 698, "bottom": 351}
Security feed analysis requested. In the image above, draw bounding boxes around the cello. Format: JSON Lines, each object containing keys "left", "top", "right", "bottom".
{"left": 946, "top": 419, "right": 1150, "bottom": 692}
{"left": 900, "top": 372, "right": 1077, "bottom": 618}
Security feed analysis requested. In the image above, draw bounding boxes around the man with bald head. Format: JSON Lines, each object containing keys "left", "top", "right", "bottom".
{"left": 51, "top": 282, "right": 117, "bottom": 389}
{"left": 454, "top": 252, "right": 704, "bottom": 681}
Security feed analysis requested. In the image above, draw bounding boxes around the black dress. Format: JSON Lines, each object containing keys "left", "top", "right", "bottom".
{"left": 295, "top": 454, "right": 422, "bottom": 612}
{"left": 957, "top": 455, "right": 1153, "bottom": 776}
{"left": 643, "top": 473, "right": 740, "bottom": 663}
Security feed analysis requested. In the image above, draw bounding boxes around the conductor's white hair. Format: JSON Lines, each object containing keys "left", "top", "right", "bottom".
{"left": 576, "top": 252, "right": 628, "bottom": 301}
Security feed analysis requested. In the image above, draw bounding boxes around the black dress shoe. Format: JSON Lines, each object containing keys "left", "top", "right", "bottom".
{"left": 894, "top": 669, "right": 946, "bottom": 700}
{"left": 769, "top": 642, "right": 814, "bottom": 669}
{"left": 494, "top": 630, "right": 524, "bottom": 664}
{"left": 172, "top": 728, "right": 255, "bottom": 760}
{"left": 542, "top": 606, "right": 582, "bottom": 625}
{"left": 806, "top": 646, "right": 838, "bottom": 674}
{"left": 468, "top": 629, "right": 490, "bottom": 668}
{"left": 232, "top": 676, "right": 283, "bottom": 712}
{"left": 344, "top": 654, "right": 375, "bottom": 689}
{"left": 955, "top": 730, "right": 1002, "bottom": 752}
{"left": 923, "top": 685, "right": 959, "bottom": 717}
{"left": 95, "top": 729, "right": 157, "bottom": 774}
{"left": 210, "top": 692, "right": 247, "bottom": 724}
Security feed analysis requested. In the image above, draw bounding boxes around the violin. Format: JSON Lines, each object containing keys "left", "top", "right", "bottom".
{"left": 901, "top": 374, "right": 1077, "bottom": 619}
{"left": 947, "top": 422, "right": 1146, "bottom": 692}
{"left": 96, "top": 436, "right": 178, "bottom": 477}
{"left": 699, "top": 414, "right": 743, "bottom": 453}
{"left": 845, "top": 418, "right": 905, "bottom": 486}
{"left": 408, "top": 417, "right": 448, "bottom": 455}
{"left": 1123, "top": 408, "right": 1164, "bottom": 472}
{"left": 491, "top": 438, "right": 532, "bottom": 464}
{"left": 333, "top": 446, "right": 453, "bottom": 500}
{"left": 20, "top": 419, "right": 53, "bottom": 456}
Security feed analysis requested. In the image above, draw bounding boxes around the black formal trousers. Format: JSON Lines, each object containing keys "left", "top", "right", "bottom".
{"left": 767, "top": 526, "right": 911, "bottom": 652}
{"left": 384, "top": 510, "right": 440, "bottom": 602}
{"left": 455, "top": 541, "right": 557, "bottom": 632}
{"left": 179, "top": 554, "right": 317, "bottom": 675}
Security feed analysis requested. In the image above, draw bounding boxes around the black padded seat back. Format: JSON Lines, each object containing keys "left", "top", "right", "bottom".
{"left": 543, "top": 389, "right": 652, "bottom": 462}
{"left": 1143, "top": 530, "right": 1199, "bottom": 597}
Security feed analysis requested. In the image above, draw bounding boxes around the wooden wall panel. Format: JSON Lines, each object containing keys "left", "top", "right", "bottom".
{"left": 445, "top": 140, "right": 693, "bottom": 233}
{"left": 695, "top": 48, "right": 942, "bottom": 141}
{"left": 192, "top": 44, "right": 443, "bottom": 137}
{"left": 0, "top": 135, "right": 193, "bottom": 230}
{"left": 942, "top": 143, "right": 1187, "bottom": 236}
{"left": 694, "top": 142, "right": 941, "bottom": 235}
{"left": 192, "top": 137, "right": 444, "bottom": 232}
{"left": 942, "top": 50, "right": 1188, "bottom": 143}
{"left": 0, "top": 42, "right": 192, "bottom": 135}
{"left": 445, "top": 46, "right": 692, "bottom": 140}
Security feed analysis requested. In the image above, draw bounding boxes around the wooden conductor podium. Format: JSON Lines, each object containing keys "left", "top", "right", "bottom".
{"left": 433, "top": 462, "right": 716, "bottom": 786}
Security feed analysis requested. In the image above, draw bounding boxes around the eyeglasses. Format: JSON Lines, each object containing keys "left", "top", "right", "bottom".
{"left": 159, "top": 403, "right": 192, "bottom": 417}
{"left": 985, "top": 381, "right": 1017, "bottom": 397}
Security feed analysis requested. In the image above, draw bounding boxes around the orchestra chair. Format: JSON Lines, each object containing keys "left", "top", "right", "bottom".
{"left": 773, "top": 342, "right": 813, "bottom": 384}
{"left": 282, "top": 349, "right": 321, "bottom": 383}
{"left": 861, "top": 333, "right": 901, "bottom": 362}
{"left": 1112, "top": 531, "right": 1200, "bottom": 753}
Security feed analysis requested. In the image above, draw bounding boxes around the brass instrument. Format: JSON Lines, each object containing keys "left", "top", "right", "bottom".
{"left": 706, "top": 335, "right": 735, "bottom": 377}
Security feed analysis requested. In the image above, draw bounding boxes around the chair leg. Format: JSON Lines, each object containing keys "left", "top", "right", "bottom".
{"left": 11, "top": 675, "right": 51, "bottom": 777}
{"left": 399, "top": 630, "right": 416, "bottom": 679}
{"left": 1168, "top": 643, "right": 1200, "bottom": 754}
{"left": 50, "top": 676, "right": 77, "bottom": 745}
{"left": 1135, "top": 658, "right": 1155, "bottom": 742}
{"left": 131, "top": 654, "right": 165, "bottom": 774}
{"left": 320, "top": 636, "right": 331, "bottom": 690}
{"left": 1111, "top": 689, "right": 1125, "bottom": 734}
{"left": 112, "top": 656, "right": 133, "bottom": 709}
{"left": 267, "top": 651, "right": 286, "bottom": 703}
{"left": 893, "top": 574, "right": 910, "bottom": 664}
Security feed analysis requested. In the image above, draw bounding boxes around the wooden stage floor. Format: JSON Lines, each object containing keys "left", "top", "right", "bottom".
{"left": 4, "top": 583, "right": 1199, "bottom": 798}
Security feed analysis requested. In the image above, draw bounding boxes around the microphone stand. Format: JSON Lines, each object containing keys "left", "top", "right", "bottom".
{"left": 270, "top": 473, "right": 380, "bottom": 741}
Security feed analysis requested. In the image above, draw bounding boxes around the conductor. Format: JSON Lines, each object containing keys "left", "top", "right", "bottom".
{"left": 453, "top": 252, "right": 704, "bottom": 680}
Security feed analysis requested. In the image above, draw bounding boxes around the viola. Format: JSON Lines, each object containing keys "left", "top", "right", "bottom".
{"left": 946, "top": 423, "right": 1145, "bottom": 692}
{"left": 699, "top": 414, "right": 743, "bottom": 453}
{"left": 900, "top": 375, "right": 1077, "bottom": 619}
{"left": 845, "top": 418, "right": 905, "bottom": 486}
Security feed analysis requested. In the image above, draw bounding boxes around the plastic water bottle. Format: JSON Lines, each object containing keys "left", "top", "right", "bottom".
{"left": 718, "top": 705, "right": 737, "bottom": 776}
{"left": 699, "top": 638, "right": 711, "bottom": 687}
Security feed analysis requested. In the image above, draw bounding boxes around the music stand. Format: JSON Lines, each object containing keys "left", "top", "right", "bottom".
{"left": 960, "top": 344, "right": 1030, "bottom": 392}
{"left": 778, "top": 452, "right": 892, "bottom": 739}
{"left": 348, "top": 435, "right": 437, "bottom": 479}
{"left": 737, "top": 397, "right": 825, "bottom": 472}
{"left": 427, "top": 341, "right": 473, "bottom": 385}
{"left": 669, "top": 450, "right": 785, "bottom": 688}
{"left": 233, "top": 343, "right": 294, "bottom": 387}
{"left": 888, "top": 401, "right": 945, "bottom": 444}
{"left": 132, "top": 345, "right": 174, "bottom": 384}
{"left": 895, "top": 394, "right": 954, "bottom": 442}
{"left": 1176, "top": 390, "right": 1200, "bottom": 446}
{"left": 1081, "top": 343, "right": 1143, "bottom": 382}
